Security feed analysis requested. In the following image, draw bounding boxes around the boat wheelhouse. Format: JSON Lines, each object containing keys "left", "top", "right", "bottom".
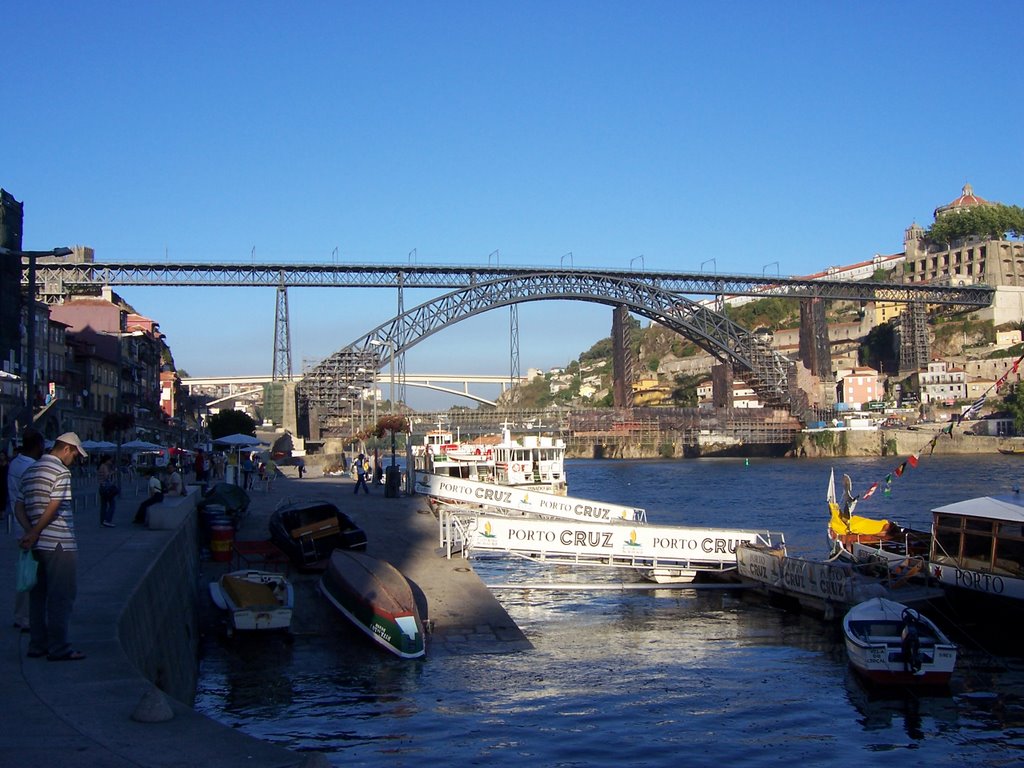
{"left": 929, "top": 493, "right": 1024, "bottom": 606}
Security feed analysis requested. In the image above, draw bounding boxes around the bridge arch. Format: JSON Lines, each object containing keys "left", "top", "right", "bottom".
{"left": 299, "top": 272, "right": 809, "bottom": 430}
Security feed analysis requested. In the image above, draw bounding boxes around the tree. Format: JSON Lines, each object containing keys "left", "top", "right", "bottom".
{"left": 1004, "top": 386, "right": 1024, "bottom": 435}
{"left": 671, "top": 374, "right": 703, "bottom": 407}
{"left": 926, "top": 204, "right": 1024, "bottom": 245}
{"left": 207, "top": 410, "right": 257, "bottom": 439}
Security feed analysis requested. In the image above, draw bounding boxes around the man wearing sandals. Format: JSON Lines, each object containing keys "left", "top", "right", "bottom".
{"left": 18, "top": 433, "right": 88, "bottom": 661}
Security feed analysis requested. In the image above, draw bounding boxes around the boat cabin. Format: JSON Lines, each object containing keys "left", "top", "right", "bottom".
{"left": 930, "top": 493, "right": 1024, "bottom": 598}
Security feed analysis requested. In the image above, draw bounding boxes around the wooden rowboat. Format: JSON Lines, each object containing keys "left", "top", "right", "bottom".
{"left": 318, "top": 550, "right": 425, "bottom": 659}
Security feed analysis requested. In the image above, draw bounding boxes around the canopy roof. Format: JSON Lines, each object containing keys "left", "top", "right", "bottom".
{"left": 932, "top": 494, "right": 1024, "bottom": 524}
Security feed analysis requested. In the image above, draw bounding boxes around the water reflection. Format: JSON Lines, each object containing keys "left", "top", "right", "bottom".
{"left": 195, "top": 458, "right": 1024, "bottom": 766}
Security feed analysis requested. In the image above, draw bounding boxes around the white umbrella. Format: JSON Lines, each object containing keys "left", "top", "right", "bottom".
{"left": 212, "top": 434, "right": 266, "bottom": 447}
{"left": 121, "top": 439, "right": 164, "bottom": 451}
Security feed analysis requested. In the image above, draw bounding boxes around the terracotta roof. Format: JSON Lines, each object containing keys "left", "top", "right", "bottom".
{"left": 934, "top": 182, "right": 992, "bottom": 217}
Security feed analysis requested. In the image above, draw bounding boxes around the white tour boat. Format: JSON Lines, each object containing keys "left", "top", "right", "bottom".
{"left": 415, "top": 422, "right": 568, "bottom": 498}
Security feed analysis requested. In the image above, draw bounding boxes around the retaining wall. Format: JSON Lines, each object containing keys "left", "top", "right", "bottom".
{"left": 117, "top": 493, "right": 201, "bottom": 704}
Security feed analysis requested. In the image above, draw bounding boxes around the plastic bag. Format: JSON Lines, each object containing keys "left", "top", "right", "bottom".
{"left": 16, "top": 550, "right": 38, "bottom": 592}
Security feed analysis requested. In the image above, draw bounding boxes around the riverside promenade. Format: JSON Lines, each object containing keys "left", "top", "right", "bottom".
{"left": 0, "top": 464, "right": 529, "bottom": 768}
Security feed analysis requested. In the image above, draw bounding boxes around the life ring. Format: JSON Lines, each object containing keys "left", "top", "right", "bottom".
{"left": 475, "top": 448, "right": 481, "bottom": 456}
{"left": 511, "top": 462, "right": 523, "bottom": 473}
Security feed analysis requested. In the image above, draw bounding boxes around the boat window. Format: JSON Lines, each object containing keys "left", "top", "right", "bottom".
{"left": 932, "top": 515, "right": 963, "bottom": 562}
{"left": 995, "top": 523, "right": 1024, "bottom": 576}
{"left": 962, "top": 527, "right": 995, "bottom": 570}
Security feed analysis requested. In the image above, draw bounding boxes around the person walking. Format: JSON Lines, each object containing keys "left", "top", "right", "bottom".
{"left": 241, "top": 453, "right": 255, "bottom": 490}
{"left": 97, "top": 456, "right": 118, "bottom": 527}
{"left": 133, "top": 469, "right": 164, "bottom": 525}
{"left": 18, "top": 432, "right": 88, "bottom": 661}
{"left": 8, "top": 429, "right": 44, "bottom": 631}
{"left": 353, "top": 453, "right": 370, "bottom": 494}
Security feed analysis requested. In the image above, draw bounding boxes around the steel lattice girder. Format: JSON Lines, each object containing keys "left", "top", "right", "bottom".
{"left": 29, "top": 261, "right": 993, "bottom": 308}
{"left": 299, "top": 273, "right": 804, "bottom": 418}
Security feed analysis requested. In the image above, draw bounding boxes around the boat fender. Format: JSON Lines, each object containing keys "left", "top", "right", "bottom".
{"left": 900, "top": 608, "right": 922, "bottom": 674}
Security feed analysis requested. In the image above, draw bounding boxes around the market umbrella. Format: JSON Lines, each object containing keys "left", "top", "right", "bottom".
{"left": 121, "top": 439, "right": 164, "bottom": 451}
{"left": 212, "top": 434, "right": 266, "bottom": 447}
{"left": 82, "top": 440, "right": 117, "bottom": 451}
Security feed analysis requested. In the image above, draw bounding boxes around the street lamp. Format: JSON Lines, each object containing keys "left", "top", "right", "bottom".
{"left": 369, "top": 338, "right": 396, "bottom": 467}
{"left": 1, "top": 246, "right": 73, "bottom": 426}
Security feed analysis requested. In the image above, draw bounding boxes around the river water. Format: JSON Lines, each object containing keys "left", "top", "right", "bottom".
{"left": 195, "top": 455, "right": 1024, "bottom": 766}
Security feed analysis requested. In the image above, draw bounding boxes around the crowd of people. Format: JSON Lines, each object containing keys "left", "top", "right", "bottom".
{"left": 0, "top": 434, "right": 283, "bottom": 663}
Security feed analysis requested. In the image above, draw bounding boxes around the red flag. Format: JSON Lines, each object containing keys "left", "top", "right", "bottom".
{"left": 894, "top": 461, "right": 908, "bottom": 477}
{"left": 862, "top": 482, "right": 879, "bottom": 500}
{"left": 1013, "top": 357, "right": 1022, "bottom": 374}
{"left": 908, "top": 454, "right": 919, "bottom": 468}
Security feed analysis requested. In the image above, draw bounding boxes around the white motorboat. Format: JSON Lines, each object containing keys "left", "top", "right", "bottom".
{"left": 843, "top": 597, "right": 957, "bottom": 687}
{"left": 209, "top": 570, "right": 294, "bottom": 632}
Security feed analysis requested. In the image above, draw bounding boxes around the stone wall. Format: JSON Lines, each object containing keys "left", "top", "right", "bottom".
{"left": 117, "top": 494, "right": 200, "bottom": 704}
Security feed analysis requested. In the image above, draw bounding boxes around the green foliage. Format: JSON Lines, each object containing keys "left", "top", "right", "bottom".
{"left": 984, "top": 344, "right": 1024, "bottom": 360}
{"left": 723, "top": 297, "right": 801, "bottom": 331}
{"left": 580, "top": 337, "right": 614, "bottom": 362}
{"left": 859, "top": 323, "right": 896, "bottom": 372}
{"left": 926, "top": 204, "right": 1024, "bottom": 245}
{"left": 870, "top": 268, "right": 894, "bottom": 282}
{"left": 1004, "top": 386, "right": 1024, "bottom": 434}
{"left": 933, "top": 317, "right": 994, "bottom": 345}
{"left": 670, "top": 373, "right": 703, "bottom": 407}
{"left": 658, "top": 441, "right": 675, "bottom": 458}
{"left": 208, "top": 410, "right": 257, "bottom": 439}
{"left": 647, "top": 358, "right": 660, "bottom": 372}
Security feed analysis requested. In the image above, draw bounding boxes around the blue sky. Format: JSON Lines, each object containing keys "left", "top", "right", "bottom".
{"left": 5, "top": 2, "right": 1023, "bottom": 408}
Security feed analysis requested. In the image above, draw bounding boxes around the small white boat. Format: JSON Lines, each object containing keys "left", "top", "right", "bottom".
{"left": 209, "top": 570, "right": 294, "bottom": 632}
{"left": 843, "top": 597, "right": 957, "bottom": 687}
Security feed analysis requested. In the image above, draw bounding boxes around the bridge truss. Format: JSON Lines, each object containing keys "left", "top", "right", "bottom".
{"left": 25, "top": 259, "right": 995, "bottom": 433}
{"left": 28, "top": 260, "right": 994, "bottom": 310}
{"left": 300, "top": 272, "right": 839, "bottom": 430}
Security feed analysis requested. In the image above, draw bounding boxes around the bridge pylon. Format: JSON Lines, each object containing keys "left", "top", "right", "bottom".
{"left": 272, "top": 272, "right": 293, "bottom": 381}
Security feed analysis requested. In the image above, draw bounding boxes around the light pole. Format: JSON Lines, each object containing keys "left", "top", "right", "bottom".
{"left": 2, "top": 246, "right": 73, "bottom": 427}
{"left": 369, "top": 338, "right": 396, "bottom": 467}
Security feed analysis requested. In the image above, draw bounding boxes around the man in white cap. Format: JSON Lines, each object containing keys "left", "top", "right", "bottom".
{"left": 18, "top": 432, "right": 88, "bottom": 661}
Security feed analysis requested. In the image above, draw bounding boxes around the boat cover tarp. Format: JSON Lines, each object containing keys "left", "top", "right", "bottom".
{"left": 829, "top": 502, "right": 891, "bottom": 537}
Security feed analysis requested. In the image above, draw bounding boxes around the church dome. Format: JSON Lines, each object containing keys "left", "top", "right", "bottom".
{"left": 934, "top": 183, "right": 992, "bottom": 218}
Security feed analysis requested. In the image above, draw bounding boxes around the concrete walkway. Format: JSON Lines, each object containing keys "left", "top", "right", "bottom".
{"left": 0, "top": 465, "right": 528, "bottom": 768}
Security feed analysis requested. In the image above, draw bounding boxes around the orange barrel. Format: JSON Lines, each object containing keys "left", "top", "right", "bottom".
{"left": 210, "top": 525, "right": 234, "bottom": 562}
